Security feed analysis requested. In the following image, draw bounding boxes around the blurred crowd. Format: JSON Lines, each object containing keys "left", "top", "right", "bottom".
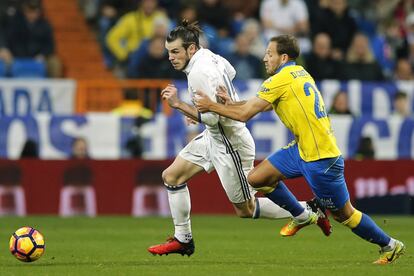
{"left": 0, "top": 0, "right": 61, "bottom": 77}
{"left": 78, "top": 0, "right": 414, "bottom": 81}
{"left": 1, "top": 0, "right": 414, "bottom": 81}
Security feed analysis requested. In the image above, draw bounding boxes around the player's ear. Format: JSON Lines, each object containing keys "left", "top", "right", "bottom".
{"left": 188, "top": 43, "right": 197, "bottom": 55}
{"left": 282, "top": 54, "right": 289, "bottom": 63}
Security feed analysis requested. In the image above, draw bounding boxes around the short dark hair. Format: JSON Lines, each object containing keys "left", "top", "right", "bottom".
{"left": 270, "top": 35, "right": 300, "bottom": 60}
{"left": 166, "top": 19, "right": 202, "bottom": 50}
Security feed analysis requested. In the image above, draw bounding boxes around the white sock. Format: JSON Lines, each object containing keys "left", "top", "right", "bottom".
{"left": 253, "top": 198, "right": 307, "bottom": 219}
{"left": 386, "top": 238, "right": 396, "bottom": 250}
{"left": 166, "top": 183, "right": 192, "bottom": 243}
{"left": 294, "top": 205, "right": 311, "bottom": 222}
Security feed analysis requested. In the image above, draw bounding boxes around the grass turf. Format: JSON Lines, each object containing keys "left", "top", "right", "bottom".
{"left": 0, "top": 215, "right": 413, "bottom": 275}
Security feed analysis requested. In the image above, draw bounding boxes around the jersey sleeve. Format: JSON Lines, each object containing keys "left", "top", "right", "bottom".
{"left": 256, "top": 74, "right": 289, "bottom": 104}
{"left": 188, "top": 69, "right": 220, "bottom": 126}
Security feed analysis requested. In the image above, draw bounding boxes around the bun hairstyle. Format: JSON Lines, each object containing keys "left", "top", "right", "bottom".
{"left": 167, "top": 19, "right": 203, "bottom": 49}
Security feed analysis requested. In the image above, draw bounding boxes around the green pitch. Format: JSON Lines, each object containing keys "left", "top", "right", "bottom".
{"left": 1, "top": 216, "right": 413, "bottom": 275}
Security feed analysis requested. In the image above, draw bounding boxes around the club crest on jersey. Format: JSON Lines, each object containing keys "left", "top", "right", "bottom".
{"left": 260, "top": 86, "right": 270, "bottom": 93}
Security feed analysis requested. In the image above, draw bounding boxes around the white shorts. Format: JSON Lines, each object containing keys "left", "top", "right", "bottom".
{"left": 179, "top": 128, "right": 256, "bottom": 203}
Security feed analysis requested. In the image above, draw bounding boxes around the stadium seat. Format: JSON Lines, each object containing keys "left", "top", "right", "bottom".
{"left": 10, "top": 59, "right": 47, "bottom": 78}
{"left": 0, "top": 60, "right": 6, "bottom": 77}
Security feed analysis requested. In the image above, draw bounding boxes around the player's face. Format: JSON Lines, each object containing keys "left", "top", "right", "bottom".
{"left": 263, "top": 41, "right": 288, "bottom": 75}
{"left": 165, "top": 38, "right": 195, "bottom": 71}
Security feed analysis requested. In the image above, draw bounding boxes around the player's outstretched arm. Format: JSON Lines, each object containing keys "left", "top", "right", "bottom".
{"left": 194, "top": 90, "right": 270, "bottom": 122}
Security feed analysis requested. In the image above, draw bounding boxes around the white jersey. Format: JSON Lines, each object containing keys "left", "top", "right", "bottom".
{"left": 180, "top": 48, "right": 256, "bottom": 203}
{"left": 183, "top": 48, "right": 246, "bottom": 146}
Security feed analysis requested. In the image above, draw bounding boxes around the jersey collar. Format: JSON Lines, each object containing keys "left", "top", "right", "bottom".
{"left": 275, "top": 61, "right": 296, "bottom": 74}
{"left": 183, "top": 47, "right": 204, "bottom": 75}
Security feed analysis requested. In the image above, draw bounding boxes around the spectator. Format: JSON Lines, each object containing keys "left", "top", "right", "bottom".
{"left": 197, "top": 0, "right": 231, "bottom": 38}
{"left": 173, "top": 5, "right": 210, "bottom": 50}
{"left": 126, "top": 16, "right": 171, "bottom": 78}
{"left": 394, "top": 58, "right": 414, "bottom": 80}
{"left": 222, "top": 0, "right": 260, "bottom": 35}
{"left": 404, "top": 13, "right": 414, "bottom": 65}
{"left": 98, "top": 0, "right": 123, "bottom": 68}
{"left": 112, "top": 90, "right": 153, "bottom": 158}
{"left": 78, "top": 0, "right": 100, "bottom": 24}
{"left": 0, "top": 0, "right": 22, "bottom": 65}
{"left": 354, "top": 136, "right": 375, "bottom": 160}
{"left": 177, "top": 4, "right": 198, "bottom": 25}
{"left": 71, "top": 137, "right": 89, "bottom": 159}
{"left": 329, "top": 90, "right": 353, "bottom": 115}
{"left": 112, "top": 90, "right": 153, "bottom": 118}
{"left": 1, "top": 0, "right": 62, "bottom": 77}
{"left": 20, "top": 139, "right": 38, "bottom": 158}
{"left": 304, "top": 32, "right": 339, "bottom": 80}
{"left": 393, "top": 91, "right": 411, "bottom": 117}
{"left": 135, "top": 36, "right": 182, "bottom": 79}
{"left": 340, "top": 33, "right": 384, "bottom": 80}
{"left": 106, "top": 0, "right": 169, "bottom": 68}
{"left": 393, "top": 0, "right": 414, "bottom": 38}
{"left": 260, "top": 0, "right": 310, "bottom": 53}
{"left": 313, "top": 0, "right": 357, "bottom": 60}
{"left": 226, "top": 33, "right": 263, "bottom": 80}
{"left": 222, "top": 0, "right": 259, "bottom": 20}
{"left": 305, "top": 0, "right": 330, "bottom": 36}
{"left": 371, "top": 19, "right": 408, "bottom": 78}
{"left": 240, "top": 19, "right": 266, "bottom": 60}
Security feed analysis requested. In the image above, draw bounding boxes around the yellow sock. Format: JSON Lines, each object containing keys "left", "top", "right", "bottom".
{"left": 342, "top": 209, "right": 362, "bottom": 229}
{"left": 255, "top": 186, "right": 275, "bottom": 194}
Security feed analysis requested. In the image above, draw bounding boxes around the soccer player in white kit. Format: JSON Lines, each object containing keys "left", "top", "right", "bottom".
{"left": 147, "top": 20, "right": 330, "bottom": 256}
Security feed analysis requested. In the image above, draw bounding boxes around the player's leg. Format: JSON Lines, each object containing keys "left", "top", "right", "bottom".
{"left": 333, "top": 200, "right": 405, "bottom": 264}
{"left": 303, "top": 156, "right": 404, "bottom": 264}
{"left": 211, "top": 135, "right": 308, "bottom": 220}
{"left": 246, "top": 144, "right": 323, "bottom": 235}
{"left": 163, "top": 156, "right": 204, "bottom": 242}
{"left": 147, "top": 156, "right": 204, "bottom": 256}
{"left": 248, "top": 159, "right": 305, "bottom": 217}
{"left": 148, "top": 132, "right": 212, "bottom": 256}
{"left": 232, "top": 197, "right": 307, "bottom": 219}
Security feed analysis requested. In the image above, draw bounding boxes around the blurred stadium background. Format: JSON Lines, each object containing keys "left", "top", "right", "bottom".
{"left": 0, "top": 0, "right": 413, "bottom": 271}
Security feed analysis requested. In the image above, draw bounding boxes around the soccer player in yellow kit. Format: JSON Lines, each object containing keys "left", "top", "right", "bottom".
{"left": 195, "top": 35, "right": 405, "bottom": 264}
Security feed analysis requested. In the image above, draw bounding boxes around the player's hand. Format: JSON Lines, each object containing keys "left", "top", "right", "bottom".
{"left": 194, "top": 90, "right": 212, "bottom": 113}
{"left": 216, "top": 85, "right": 232, "bottom": 105}
{"left": 161, "top": 84, "right": 180, "bottom": 108}
{"left": 185, "top": 116, "right": 198, "bottom": 125}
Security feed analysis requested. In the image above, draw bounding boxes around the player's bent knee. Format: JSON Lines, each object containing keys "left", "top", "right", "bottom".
{"left": 162, "top": 169, "right": 179, "bottom": 186}
{"left": 247, "top": 173, "right": 261, "bottom": 188}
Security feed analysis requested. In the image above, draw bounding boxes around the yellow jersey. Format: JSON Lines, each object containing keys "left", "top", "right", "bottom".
{"left": 106, "top": 10, "right": 168, "bottom": 61}
{"left": 257, "top": 61, "right": 341, "bottom": 161}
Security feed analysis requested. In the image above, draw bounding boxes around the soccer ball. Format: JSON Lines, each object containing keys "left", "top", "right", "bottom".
{"left": 9, "top": 226, "right": 45, "bottom": 262}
